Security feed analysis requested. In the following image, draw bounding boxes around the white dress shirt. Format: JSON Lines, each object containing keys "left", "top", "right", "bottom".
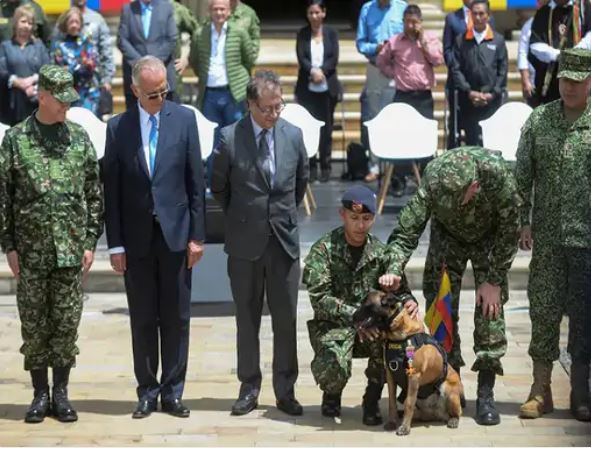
{"left": 518, "top": 17, "right": 536, "bottom": 86}
{"left": 530, "top": 0, "right": 573, "bottom": 63}
{"left": 473, "top": 28, "right": 487, "bottom": 45}
{"left": 309, "top": 39, "right": 329, "bottom": 93}
{"left": 207, "top": 22, "right": 229, "bottom": 87}
{"left": 250, "top": 115, "right": 275, "bottom": 173}
{"left": 108, "top": 103, "right": 161, "bottom": 255}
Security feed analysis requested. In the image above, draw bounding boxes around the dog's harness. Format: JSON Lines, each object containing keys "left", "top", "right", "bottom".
{"left": 384, "top": 333, "right": 448, "bottom": 402}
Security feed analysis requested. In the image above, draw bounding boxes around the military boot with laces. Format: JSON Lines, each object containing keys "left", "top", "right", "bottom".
{"left": 475, "top": 370, "right": 500, "bottom": 426}
{"left": 24, "top": 369, "right": 51, "bottom": 423}
{"left": 321, "top": 392, "right": 342, "bottom": 417}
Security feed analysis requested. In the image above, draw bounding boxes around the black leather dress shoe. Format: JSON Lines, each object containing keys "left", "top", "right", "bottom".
{"left": 132, "top": 399, "right": 157, "bottom": 419}
{"left": 276, "top": 397, "right": 303, "bottom": 416}
{"left": 162, "top": 399, "right": 190, "bottom": 418}
{"left": 231, "top": 393, "right": 258, "bottom": 416}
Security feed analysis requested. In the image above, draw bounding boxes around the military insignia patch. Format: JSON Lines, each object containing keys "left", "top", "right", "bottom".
{"left": 351, "top": 201, "right": 363, "bottom": 213}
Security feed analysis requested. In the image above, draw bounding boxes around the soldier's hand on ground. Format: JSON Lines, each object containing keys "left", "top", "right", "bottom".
{"left": 82, "top": 250, "right": 94, "bottom": 275}
{"left": 357, "top": 326, "right": 380, "bottom": 343}
{"left": 187, "top": 240, "right": 204, "bottom": 268}
{"left": 403, "top": 300, "right": 419, "bottom": 320}
{"left": 519, "top": 225, "right": 533, "bottom": 251}
{"left": 6, "top": 250, "right": 19, "bottom": 279}
{"left": 110, "top": 253, "right": 126, "bottom": 273}
{"left": 378, "top": 274, "right": 401, "bottom": 291}
{"left": 476, "top": 282, "right": 501, "bottom": 320}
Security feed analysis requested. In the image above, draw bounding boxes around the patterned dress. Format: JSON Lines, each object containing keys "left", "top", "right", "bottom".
{"left": 50, "top": 32, "right": 100, "bottom": 115}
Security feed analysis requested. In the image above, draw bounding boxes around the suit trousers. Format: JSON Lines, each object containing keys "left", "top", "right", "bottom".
{"left": 227, "top": 234, "right": 300, "bottom": 400}
{"left": 124, "top": 221, "right": 192, "bottom": 402}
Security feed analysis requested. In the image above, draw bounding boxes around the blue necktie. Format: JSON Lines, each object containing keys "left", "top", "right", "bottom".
{"left": 149, "top": 115, "right": 158, "bottom": 176}
{"left": 141, "top": 3, "right": 152, "bottom": 38}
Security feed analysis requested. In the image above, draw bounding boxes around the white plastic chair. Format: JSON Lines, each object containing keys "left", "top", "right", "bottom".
{"left": 281, "top": 103, "right": 325, "bottom": 215}
{"left": 364, "top": 103, "right": 438, "bottom": 214}
{"left": 479, "top": 102, "right": 533, "bottom": 162}
{"left": 0, "top": 122, "right": 9, "bottom": 144}
{"left": 182, "top": 104, "right": 218, "bottom": 161}
{"left": 66, "top": 107, "right": 107, "bottom": 159}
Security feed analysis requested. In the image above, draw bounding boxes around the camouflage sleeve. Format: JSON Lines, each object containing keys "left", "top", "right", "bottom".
{"left": 385, "top": 185, "right": 432, "bottom": 276}
{"left": 487, "top": 162, "right": 520, "bottom": 286}
{"left": 514, "top": 114, "right": 534, "bottom": 228}
{"left": 303, "top": 242, "right": 357, "bottom": 324}
{"left": 83, "top": 136, "right": 104, "bottom": 251}
{"left": 397, "top": 273, "right": 418, "bottom": 305}
{"left": 0, "top": 134, "right": 15, "bottom": 253}
{"left": 248, "top": 10, "right": 261, "bottom": 61}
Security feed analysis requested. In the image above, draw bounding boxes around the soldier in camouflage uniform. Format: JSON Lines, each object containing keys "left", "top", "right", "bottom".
{"left": 0, "top": 65, "right": 104, "bottom": 424}
{"left": 381, "top": 147, "right": 521, "bottom": 426}
{"left": 516, "top": 48, "right": 591, "bottom": 422}
{"left": 172, "top": 0, "right": 198, "bottom": 100}
{"left": 303, "top": 185, "right": 419, "bottom": 425}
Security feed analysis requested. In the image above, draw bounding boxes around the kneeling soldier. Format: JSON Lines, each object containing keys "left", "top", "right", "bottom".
{"left": 303, "top": 186, "right": 418, "bottom": 424}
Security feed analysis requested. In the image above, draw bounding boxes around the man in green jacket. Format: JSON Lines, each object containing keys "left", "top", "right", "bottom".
{"left": 0, "top": 65, "right": 104, "bottom": 424}
{"left": 516, "top": 48, "right": 591, "bottom": 422}
{"left": 303, "top": 185, "right": 419, "bottom": 425}
{"left": 381, "top": 147, "right": 521, "bottom": 426}
{"left": 189, "top": 0, "right": 256, "bottom": 147}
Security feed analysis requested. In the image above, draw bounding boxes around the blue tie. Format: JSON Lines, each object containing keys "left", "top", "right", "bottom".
{"left": 141, "top": 2, "right": 152, "bottom": 38}
{"left": 149, "top": 115, "right": 158, "bottom": 176}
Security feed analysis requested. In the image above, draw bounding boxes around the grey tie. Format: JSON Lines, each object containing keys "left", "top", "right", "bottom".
{"left": 259, "top": 129, "right": 275, "bottom": 187}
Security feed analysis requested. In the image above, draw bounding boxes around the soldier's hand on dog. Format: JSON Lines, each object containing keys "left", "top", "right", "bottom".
{"left": 379, "top": 273, "right": 401, "bottom": 291}
{"left": 403, "top": 299, "right": 419, "bottom": 320}
{"left": 476, "top": 282, "right": 501, "bottom": 320}
{"left": 519, "top": 225, "right": 533, "bottom": 251}
{"left": 6, "top": 250, "right": 19, "bottom": 279}
{"left": 357, "top": 326, "right": 381, "bottom": 343}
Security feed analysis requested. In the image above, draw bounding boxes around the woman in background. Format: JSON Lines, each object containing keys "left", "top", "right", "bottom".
{"left": 0, "top": 5, "right": 49, "bottom": 125}
{"left": 295, "top": 0, "right": 340, "bottom": 183}
{"left": 51, "top": 7, "right": 100, "bottom": 115}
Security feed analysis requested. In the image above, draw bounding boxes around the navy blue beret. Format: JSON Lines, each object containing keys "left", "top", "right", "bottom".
{"left": 341, "top": 185, "right": 377, "bottom": 215}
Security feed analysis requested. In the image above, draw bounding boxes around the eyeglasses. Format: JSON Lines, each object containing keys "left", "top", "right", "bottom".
{"left": 254, "top": 100, "right": 285, "bottom": 116}
{"left": 141, "top": 83, "right": 170, "bottom": 101}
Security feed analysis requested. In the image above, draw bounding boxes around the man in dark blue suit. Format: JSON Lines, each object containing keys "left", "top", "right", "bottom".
{"left": 443, "top": 0, "right": 494, "bottom": 148}
{"left": 102, "top": 56, "right": 206, "bottom": 419}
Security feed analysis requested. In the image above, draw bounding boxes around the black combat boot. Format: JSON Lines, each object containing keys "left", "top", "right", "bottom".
{"left": 362, "top": 381, "right": 383, "bottom": 426}
{"left": 321, "top": 392, "right": 342, "bottom": 417}
{"left": 475, "top": 370, "right": 500, "bottom": 425}
{"left": 570, "top": 360, "right": 591, "bottom": 422}
{"left": 52, "top": 367, "right": 78, "bottom": 422}
{"left": 24, "top": 369, "right": 51, "bottom": 423}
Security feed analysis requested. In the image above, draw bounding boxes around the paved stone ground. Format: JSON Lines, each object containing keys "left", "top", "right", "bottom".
{"left": 0, "top": 290, "right": 590, "bottom": 447}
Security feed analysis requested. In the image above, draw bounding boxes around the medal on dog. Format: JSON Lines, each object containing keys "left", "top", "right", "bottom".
{"left": 405, "top": 340, "right": 416, "bottom": 375}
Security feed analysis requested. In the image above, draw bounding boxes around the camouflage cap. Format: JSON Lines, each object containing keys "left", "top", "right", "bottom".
{"left": 557, "top": 48, "right": 591, "bottom": 82}
{"left": 38, "top": 65, "right": 79, "bottom": 103}
{"left": 435, "top": 147, "right": 478, "bottom": 193}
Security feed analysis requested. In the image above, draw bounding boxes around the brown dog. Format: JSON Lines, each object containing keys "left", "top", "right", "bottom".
{"left": 353, "top": 291, "right": 464, "bottom": 435}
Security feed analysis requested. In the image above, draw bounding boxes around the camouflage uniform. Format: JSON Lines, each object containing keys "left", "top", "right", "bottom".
{"left": 516, "top": 56, "right": 591, "bottom": 364}
{"left": 229, "top": 1, "right": 260, "bottom": 63}
{"left": 172, "top": 1, "right": 198, "bottom": 98}
{"left": 0, "top": 0, "right": 50, "bottom": 43}
{"left": 386, "top": 147, "right": 521, "bottom": 375}
{"left": 0, "top": 66, "right": 104, "bottom": 370}
{"left": 303, "top": 227, "right": 416, "bottom": 394}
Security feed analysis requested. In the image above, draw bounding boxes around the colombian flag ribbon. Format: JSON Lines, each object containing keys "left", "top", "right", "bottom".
{"left": 424, "top": 266, "right": 454, "bottom": 353}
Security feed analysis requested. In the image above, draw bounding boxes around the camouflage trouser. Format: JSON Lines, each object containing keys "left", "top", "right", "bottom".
{"left": 308, "top": 320, "right": 384, "bottom": 395}
{"left": 16, "top": 253, "right": 83, "bottom": 370}
{"left": 528, "top": 244, "right": 591, "bottom": 363}
{"left": 423, "top": 221, "right": 509, "bottom": 375}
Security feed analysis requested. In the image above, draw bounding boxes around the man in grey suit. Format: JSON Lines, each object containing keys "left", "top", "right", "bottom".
{"left": 117, "top": 0, "right": 178, "bottom": 110}
{"left": 211, "top": 70, "right": 309, "bottom": 416}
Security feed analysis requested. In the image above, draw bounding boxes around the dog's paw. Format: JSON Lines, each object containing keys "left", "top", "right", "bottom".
{"left": 383, "top": 421, "right": 398, "bottom": 432}
{"left": 396, "top": 424, "right": 411, "bottom": 436}
{"left": 447, "top": 417, "right": 459, "bottom": 429}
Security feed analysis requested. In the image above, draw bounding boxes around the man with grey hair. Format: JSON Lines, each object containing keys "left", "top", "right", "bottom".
{"left": 211, "top": 69, "right": 309, "bottom": 416}
{"left": 103, "top": 55, "right": 206, "bottom": 419}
